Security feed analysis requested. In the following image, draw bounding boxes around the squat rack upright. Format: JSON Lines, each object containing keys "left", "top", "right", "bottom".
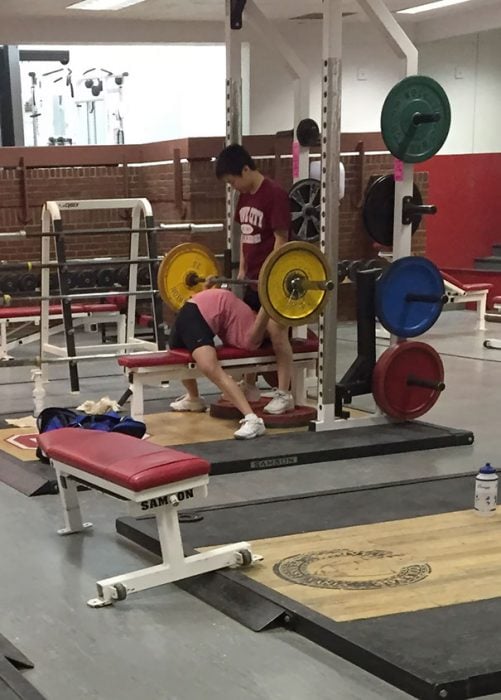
{"left": 225, "top": 0, "right": 420, "bottom": 432}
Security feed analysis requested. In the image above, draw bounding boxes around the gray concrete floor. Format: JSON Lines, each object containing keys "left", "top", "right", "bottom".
{"left": 1, "top": 309, "right": 501, "bottom": 700}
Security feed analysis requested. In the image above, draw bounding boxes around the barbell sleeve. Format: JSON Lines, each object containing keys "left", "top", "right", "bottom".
{"left": 407, "top": 375, "right": 445, "bottom": 391}
{"left": 296, "top": 279, "right": 335, "bottom": 291}
{"left": 412, "top": 112, "right": 441, "bottom": 125}
{"left": 0, "top": 230, "right": 27, "bottom": 240}
{"left": 406, "top": 293, "right": 448, "bottom": 304}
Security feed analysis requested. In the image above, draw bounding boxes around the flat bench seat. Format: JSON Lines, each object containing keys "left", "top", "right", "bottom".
{"left": 441, "top": 271, "right": 492, "bottom": 293}
{"left": 38, "top": 428, "right": 256, "bottom": 607}
{"left": 117, "top": 332, "right": 319, "bottom": 419}
{"left": 37, "top": 429, "right": 209, "bottom": 491}
{"left": 118, "top": 334, "right": 319, "bottom": 369}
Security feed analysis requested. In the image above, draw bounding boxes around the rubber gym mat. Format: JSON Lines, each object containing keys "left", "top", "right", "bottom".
{"left": 117, "top": 473, "right": 500, "bottom": 700}
{"left": 0, "top": 635, "right": 46, "bottom": 700}
{"left": 0, "top": 415, "right": 474, "bottom": 497}
{"left": 170, "top": 420, "right": 474, "bottom": 475}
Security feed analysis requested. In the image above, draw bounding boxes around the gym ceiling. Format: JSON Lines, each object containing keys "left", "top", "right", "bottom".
{"left": 0, "top": 0, "right": 500, "bottom": 44}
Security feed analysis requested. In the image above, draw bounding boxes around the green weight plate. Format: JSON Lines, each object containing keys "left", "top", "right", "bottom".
{"left": 381, "top": 75, "right": 451, "bottom": 163}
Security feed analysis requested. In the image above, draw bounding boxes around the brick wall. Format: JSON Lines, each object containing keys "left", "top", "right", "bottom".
{"left": 0, "top": 143, "right": 427, "bottom": 322}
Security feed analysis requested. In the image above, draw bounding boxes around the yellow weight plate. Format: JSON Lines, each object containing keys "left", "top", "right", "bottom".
{"left": 157, "top": 242, "right": 219, "bottom": 311}
{"left": 258, "top": 241, "right": 332, "bottom": 326}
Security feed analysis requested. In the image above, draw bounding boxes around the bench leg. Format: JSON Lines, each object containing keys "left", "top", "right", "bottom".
{"left": 87, "top": 504, "right": 260, "bottom": 607}
{"left": 56, "top": 471, "right": 93, "bottom": 536}
{"left": 130, "top": 378, "right": 144, "bottom": 421}
{"left": 117, "top": 314, "right": 127, "bottom": 346}
{"left": 0, "top": 321, "right": 7, "bottom": 360}
{"left": 478, "top": 294, "right": 487, "bottom": 332}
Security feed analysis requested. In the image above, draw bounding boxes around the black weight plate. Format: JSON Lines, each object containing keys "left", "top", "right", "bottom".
{"left": 116, "top": 266, "right": 130, "bottom": 287}
{"left": 137, "top": 265, "right": 150, "bottom": 286}
{"left": 96, "top": 268, "right": 114, "bottom": 288}
{"left": 363, "top": 174, "right": 422, "bottom": 247}
{"left": 289, "top": 178, "right": 321, "bottom": 242}
{"left": 296, "top": 118, "right": 320, "bottom": 147}
{"left": 19, "top": 273, "right": 38, "bottom": 292}
{"left": 80, "top": 269, "right": 98, "bottom": 288}
{"left": 0, "top": 274, "right": 18, "bottom": 293}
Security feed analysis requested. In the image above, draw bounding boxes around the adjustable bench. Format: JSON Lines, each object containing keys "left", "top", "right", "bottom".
{"left": 37, "top": 428, "right": 260, "bottom": 608}
{"left": 0, "top": 302, "right": 126, "bottom": 359}
{"left": 118, "top": 333, "right": 319, "bottom": 420}
{"left": 441, "top": 272, "right": 492, "bottom": 331}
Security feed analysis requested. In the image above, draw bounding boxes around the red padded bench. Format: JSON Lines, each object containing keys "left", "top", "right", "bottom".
{"left": 118, "top": 333, "right": 319, "bottom": 420}
{"left": 441, "top": 271, "right": 492, "bottom": 331}
{"left": 38, "top": 428, "right": 259, "bottom": 608}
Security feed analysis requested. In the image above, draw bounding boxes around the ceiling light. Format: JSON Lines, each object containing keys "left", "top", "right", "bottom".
{"left": 67, "top": 0, "right": 147, "bottom": 11}
{"left": 398, "top": 0, "right": 472, "bottom": 14}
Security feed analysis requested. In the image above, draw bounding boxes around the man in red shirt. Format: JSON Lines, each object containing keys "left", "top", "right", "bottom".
{"left": 169, "top": 288, "right": 269, "bottom": 439}
{"left": 215, "top": 144, "right": 294, "bottom": 415}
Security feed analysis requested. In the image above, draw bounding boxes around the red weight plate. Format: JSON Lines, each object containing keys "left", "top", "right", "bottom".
{"left": 373, "top": 341, "right": 444, "bottom": 420}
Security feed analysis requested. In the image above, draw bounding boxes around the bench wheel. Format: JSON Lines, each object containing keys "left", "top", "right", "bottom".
{"left": 113, "top": 583, "right": 127, "bottom": 601}
{"left": 238, "top": 549, "right": 253, "bottom": 567}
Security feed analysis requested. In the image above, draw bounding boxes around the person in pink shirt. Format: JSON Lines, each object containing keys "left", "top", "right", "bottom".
{"left": 168, "top": 287, "right": 270, "bottom": 439}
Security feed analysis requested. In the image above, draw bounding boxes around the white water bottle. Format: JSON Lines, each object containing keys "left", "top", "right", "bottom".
{"left": 474, "top": 463, "right": 498, "bottom": 516}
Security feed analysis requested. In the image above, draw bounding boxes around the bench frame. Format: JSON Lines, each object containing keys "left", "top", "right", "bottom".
{"left": 52, "top": 457, "right": 260, "bottom": 607}
{"left": 0, "top": 309, "right": 126, "bottom": 360}
{"left": 443, "top": 279, "right": 489, "bottom": 331}
{"left": 124, "top": 352, "right": 318, "bottom": 420}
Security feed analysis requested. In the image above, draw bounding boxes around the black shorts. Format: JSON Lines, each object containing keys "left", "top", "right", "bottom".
{"left": 169, "top": 302, "right": 215, "bottom": 353}
{"left": 243, "top": 286, "right": 261, "bottom": 312}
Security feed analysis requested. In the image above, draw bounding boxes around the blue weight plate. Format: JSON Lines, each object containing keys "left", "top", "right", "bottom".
{"left": 376, "top": 256, "right": 444, "bottom": 338}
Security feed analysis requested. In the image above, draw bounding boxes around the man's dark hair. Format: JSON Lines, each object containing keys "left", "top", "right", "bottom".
{"left": 215, "top": 144, "right": 256, "bottom": 179}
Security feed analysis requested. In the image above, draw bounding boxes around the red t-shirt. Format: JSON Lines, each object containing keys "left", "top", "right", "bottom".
{"left": 235, "top": 178, "right": 291, "bottom": 282}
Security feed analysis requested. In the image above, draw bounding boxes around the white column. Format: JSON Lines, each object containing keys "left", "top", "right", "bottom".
{"left": 225, "top": 0, "right": 243, "bottom": 262}
{"left": 313, "top": 0, "right": 342, "bottom": 431}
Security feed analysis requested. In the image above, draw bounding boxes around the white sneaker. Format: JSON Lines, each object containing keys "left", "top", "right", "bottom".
{"left": 261, "top": 387, "right": 277, "bottom": 399}
{"left": 238, "top": 380, "right": 262, "bottom": 402}
{"left": 170, "top": 394, "right": 207, "bottom": 412}
{"left": 234, "top": 414, "right": 266, "bottom": 440}
{"left": 263, "top": 390, "right": 295, "bottom": 415}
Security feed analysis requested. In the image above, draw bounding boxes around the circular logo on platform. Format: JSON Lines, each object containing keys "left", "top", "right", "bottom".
{"left": 273, "top": 549, "right": 431, "bottom": 590}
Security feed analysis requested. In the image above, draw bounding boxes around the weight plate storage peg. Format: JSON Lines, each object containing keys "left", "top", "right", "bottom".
{"left": 376, "top": 256, "right": 446, "bottom": 338}
{"left": 157, "top": 242, "right": 219, "bottom": 312}
{"left": 380, "top": 75, "right": 451, "bottom": 163}
{"left": 289, "top": 178, "right": 321, "bottom": 242}
{"left": 372, "top": 340, "right": 445, "bottom": 420}
{"left": 363, "top": 174, "right": 423, "bottom": 247}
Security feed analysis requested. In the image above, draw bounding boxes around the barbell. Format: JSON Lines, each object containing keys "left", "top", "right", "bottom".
{"left": 157, "top": 241, "right": 334, "bottom": 327}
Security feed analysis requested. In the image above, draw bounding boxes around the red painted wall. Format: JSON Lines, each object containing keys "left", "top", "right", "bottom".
{"left": 416, "top": 153, "right": 501, "bottom": 268}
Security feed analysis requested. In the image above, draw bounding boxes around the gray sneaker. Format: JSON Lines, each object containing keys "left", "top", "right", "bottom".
{"left": 170, "top": 394, "right": 207, "bottom": 412}
{"left": 263, "top": 390, "right": 295, "bottom": 415}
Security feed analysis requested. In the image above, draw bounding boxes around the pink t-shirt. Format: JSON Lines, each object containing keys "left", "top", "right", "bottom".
{"left": 190, "top": 288, "right": 259, "bottom": 351}
{"left": 235, "top": 178, "right": 291, "bottom": 283}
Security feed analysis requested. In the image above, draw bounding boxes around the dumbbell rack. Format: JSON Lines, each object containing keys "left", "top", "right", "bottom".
{"left": 40, "top": 198, "right": 165, "bottom": 391}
